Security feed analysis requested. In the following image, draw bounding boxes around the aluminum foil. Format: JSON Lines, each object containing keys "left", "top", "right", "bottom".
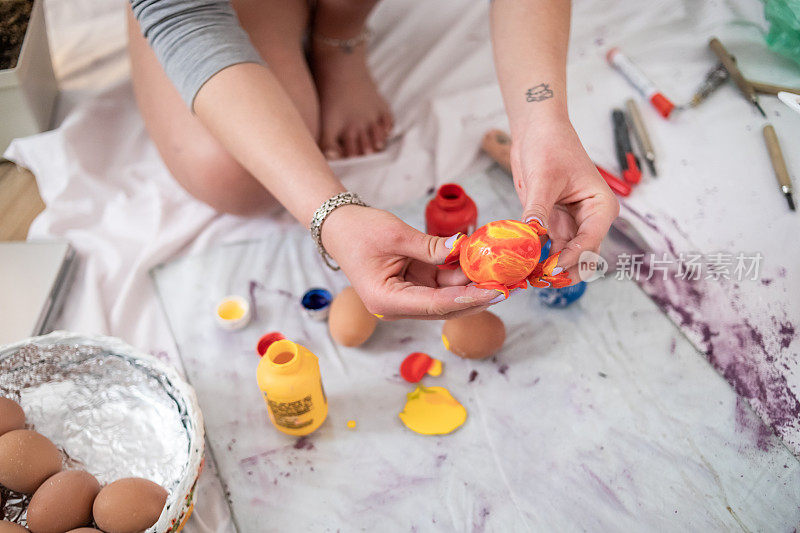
{"left": 0, "top": 332, "right": 204, "bottom": 532}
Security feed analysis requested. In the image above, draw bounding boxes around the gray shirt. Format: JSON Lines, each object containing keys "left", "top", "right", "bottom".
{"left": 130, "top": 0, "right": 264, "bottom": 109}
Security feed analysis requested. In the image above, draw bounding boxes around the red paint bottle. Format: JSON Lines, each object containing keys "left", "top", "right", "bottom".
{"left": 425, "top": 183, "right": 478, "bottom": 237}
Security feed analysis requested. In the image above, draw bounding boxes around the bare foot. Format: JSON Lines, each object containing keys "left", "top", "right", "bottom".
{"left": 310, "top": 36, "right": 393, "bottom": 159}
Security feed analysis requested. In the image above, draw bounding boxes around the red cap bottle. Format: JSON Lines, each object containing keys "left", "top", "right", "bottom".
{"left": 425, "top": 183, "right": 478, "bottom": 237}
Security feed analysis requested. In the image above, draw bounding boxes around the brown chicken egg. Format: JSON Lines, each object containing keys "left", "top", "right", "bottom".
{"left": 27, "top": 470, "right": 101, "bottom": 533}
{"left": 328, "top": 286, "right": 378, "bottom": 347}
{"left": 0, "top": 522, "right": 29, "bottom": 533}
{"left": 93, "top": 478, "right": 167, "bottom": 533}
{"left": 0, "top": 398, "right": 25, "bottom": 437}
{"left": 0, "top": 430, "right": 61, "bottom": 494}
{"left": 442, "top": 310, "right": 506, "bottom": 359}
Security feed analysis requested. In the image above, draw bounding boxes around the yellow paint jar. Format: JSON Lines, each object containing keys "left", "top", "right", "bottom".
{"left": 256, "top": 339, "right": 328, "bottom": 436}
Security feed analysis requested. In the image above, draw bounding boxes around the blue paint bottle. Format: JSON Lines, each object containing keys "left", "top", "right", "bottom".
{"left": 535, "top": 239, "right": 587, "bottom": 308}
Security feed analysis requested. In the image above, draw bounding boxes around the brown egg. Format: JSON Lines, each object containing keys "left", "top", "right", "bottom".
{"left": 328, "top": 286, "right": 378, "bottom": 347}
{"left": 0, "top": 398, "right": 25, "bottom": 437}
{"left": 0, "top": 521, "right": 29, "bottom": 533}
{"left": 442, "top": 310, "right": 506, "bottom": 359}
{"left": 27, "top": 470, "right": 101, "bottom": 533}
{"left": 93, "top": 478, "right": 167, "bottom": 533}
{"left": 0, "top": 430, "right": 61, "bottom": 494}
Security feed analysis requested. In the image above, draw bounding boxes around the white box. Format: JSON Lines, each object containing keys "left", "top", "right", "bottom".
{"left": 0, "top": 0, "right": 58, "bottom": 153}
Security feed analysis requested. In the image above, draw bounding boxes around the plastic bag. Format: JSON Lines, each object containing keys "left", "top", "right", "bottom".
{"left": 764, "top": 0, "right": 800, "bottom": 67}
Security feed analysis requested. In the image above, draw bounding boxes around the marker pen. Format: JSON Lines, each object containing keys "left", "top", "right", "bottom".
{"left": 607, "top": 47, "right": 675, "bottom": 118}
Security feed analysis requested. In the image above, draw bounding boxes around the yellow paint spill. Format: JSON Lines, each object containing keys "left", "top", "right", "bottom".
{"left": 441, "top": 334, "right": 450, "bottom": 351}
{"left": 347, "top": 420, "right": 356, "bottom": 429}
{"left": 217, "top": 299, "right": 245, "bottom": 320}
{"left": 398, "top": 385, "right": 467, "bottom": 435}
{"left": 427, "top": 358, "right": 442, "bottom": 377}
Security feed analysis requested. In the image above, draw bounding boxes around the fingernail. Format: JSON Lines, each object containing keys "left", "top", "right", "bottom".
{"left": 454, "top": 296, "right": 477, "bottom": 304}
{"left": 444, "top": 233, "right": 462, "bottom": 249}
{"left": 552, "top": 266, "right": 564, "bottom": 275}
{"left": 525, "top": 216, "right": 545, "bottom": 226}
{"left": 489, "top": 291, "right": 507, "bottom": 304}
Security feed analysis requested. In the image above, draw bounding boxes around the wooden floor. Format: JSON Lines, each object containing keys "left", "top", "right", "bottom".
{"left": 0, "top": 159, "right": 44, "bottom": 241}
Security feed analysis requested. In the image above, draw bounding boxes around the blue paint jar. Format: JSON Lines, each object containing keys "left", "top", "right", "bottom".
{"left": 301, "top": 288, "right": 333, "bottom": 321}
{"left": 535, "top": 237, "right": 586, "bottom": 308}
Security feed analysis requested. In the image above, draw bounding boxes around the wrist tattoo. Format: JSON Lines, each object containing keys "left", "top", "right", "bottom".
{"left": 525, "top": 83, "right": 554, "bottom": 102}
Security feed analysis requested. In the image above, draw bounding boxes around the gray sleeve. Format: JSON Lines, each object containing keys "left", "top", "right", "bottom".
{"left": 130, "top": 0, "right": 265, "bottom": 109}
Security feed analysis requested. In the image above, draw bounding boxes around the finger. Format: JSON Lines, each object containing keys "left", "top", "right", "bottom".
{"left": 519, "top": 175, "right": 562, "bottom": 231}
{"left": 435, "top": 267, "right": 471, "bottom": 287}
{"left": 392, "top": 228, "right": 462, "bottom": 266}
{"left": 557, "top": 192, "right": 619, "bottom": 269}
{"left": 358, "top": 129, "right": 373, "bottom": 155}
{"left": 370, "top": 284, "right": 497, "bottom": 320}
{"left": 383, "top": 304, "right": 491, "bottom": 322}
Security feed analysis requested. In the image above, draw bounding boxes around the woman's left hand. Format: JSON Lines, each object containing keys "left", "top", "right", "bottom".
{"left": 509, "top": 119, "right": 619, "bottom": 277}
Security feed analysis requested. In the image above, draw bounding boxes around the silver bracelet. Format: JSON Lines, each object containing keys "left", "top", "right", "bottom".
{"left": 312, "top": 28, "right": 373, "bottom": 54}
{"left": 310, "top": 192, "right": 368, "bottom": 270}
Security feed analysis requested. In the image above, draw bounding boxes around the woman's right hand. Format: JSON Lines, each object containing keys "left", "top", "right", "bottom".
{"left": 321, "top": 205, "right": 501, "bottom": 320}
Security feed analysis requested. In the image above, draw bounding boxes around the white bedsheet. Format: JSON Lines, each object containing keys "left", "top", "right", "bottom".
{"left": 6, "top": 0, "right": 800, "bottom": 531}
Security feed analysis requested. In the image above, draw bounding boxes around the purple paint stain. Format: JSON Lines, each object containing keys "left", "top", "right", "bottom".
{"left": 669, "top": 338, "right": 676, "bottom": 354}
{"left": 580, "top": 464, "right": 629, "bottom": 514}
{"left": 761, "top": 278, "right": 773, "bottom": 286}
{"left": 637, "top": 253, "right": 800, "bottom": 444}
{"left": 498, "top": 364, "right": 509, "bottom": 376}
{"left": 398, "top": 336, "right": 413, "bottom": 345}
{"left": 435, "top": 454, "right": 447, "bottom": 467}
{"left": 468, "top": 370, "right": 478, "bottom": 383}
{"left": 294, "top": 436, "right": 315, "bottom": 450}
{"left": 779, "top": 322, "right": 796, "bottom": 350}
{"left": 734, "top": 397, "right": 774, "bottom": 451}
{"left": 248, "top": 280, "right": 263, "bottom": 321}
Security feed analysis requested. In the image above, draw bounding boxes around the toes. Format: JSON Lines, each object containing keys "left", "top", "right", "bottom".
{"left": 379, "top": 111, "right": 394, "bottom": 136}
{"left": 358, "top": 129, "right": 374, "bottom": 155}
{"left": 340, "top": 127, "right": 360, "bottom": 158}
{"left": 369, "top": 123, "right": 386, "bottom": 152}
{"left": 320, "top": 129, "right": 342, "bottom": 160}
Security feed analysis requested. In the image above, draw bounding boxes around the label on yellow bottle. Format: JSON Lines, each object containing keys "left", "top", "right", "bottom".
{"left": 265, "top": 393, "right": 316, "bottom": 430}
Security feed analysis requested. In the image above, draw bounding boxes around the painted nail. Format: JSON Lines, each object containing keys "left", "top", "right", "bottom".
{"left": 552, "top": 266, "right": 564, "bottom": 275}
{"left": 488, "top": 291, "right": 507, "bottom": 304}
{"left": 524, "top": 216, "right": 546, "bottom": 227}
{"left": 444, "top": 233, "right": 462, "bottom": 249}
{"left": 454, "top": 296, "right": 477, "bottom": 304}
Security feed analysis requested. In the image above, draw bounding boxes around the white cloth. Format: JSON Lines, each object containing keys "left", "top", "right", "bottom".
{"left": 6, "top": 0, "right": 800, "bottom": 531}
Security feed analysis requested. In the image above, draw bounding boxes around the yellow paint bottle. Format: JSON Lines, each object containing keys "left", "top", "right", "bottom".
{"left": 256, "top": 339, "right": 328, "bottom": 436}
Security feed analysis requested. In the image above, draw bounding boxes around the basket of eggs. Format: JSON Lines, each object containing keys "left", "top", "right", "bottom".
{"left": 0, "top": 332, "right": 204, "bottom": 533}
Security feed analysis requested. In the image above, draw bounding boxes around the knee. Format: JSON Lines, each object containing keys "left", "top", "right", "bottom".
{"left": 175, "top": 149, "right": 276, "bottom": 216}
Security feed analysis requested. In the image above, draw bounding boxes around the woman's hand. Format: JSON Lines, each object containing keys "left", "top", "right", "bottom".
{"left": 510, "top": 119, "right": 619, "bottom": 275}
{"left": 321, "top": 205, "right": 500, "bottom": 320}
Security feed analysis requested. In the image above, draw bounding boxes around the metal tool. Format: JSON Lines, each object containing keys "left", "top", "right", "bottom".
{"left": 688, "top": 63, "right": 730, "bottom": 108}
{"left": 624, "top": 99, "right": 656, "bottom": 176}
{"left": 709, "top": 37, "right": 766, "bottom": 117}
{"left": 612, "top": 109, "right": 642, "bottom": 184}
{"left": 762, "top": 125, "right": 796, "bottom": 211}
{"left": 777, "top": 91, "right": 800, "bottom": 115}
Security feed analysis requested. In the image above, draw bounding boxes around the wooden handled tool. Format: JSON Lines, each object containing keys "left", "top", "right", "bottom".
{"left": 709, "top": 37, "right": 766, "bottom": 117}
{"left": 480, "top": 129, "right": 631, "bottom": 196}
{"left": 749, "top": 80, "right": 800, "bottom": 97}
{"left": 762, "top": 125, "right": 795, "bottom": 211}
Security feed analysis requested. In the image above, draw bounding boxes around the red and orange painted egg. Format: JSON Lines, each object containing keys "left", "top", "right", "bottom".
{"left": 458, "top": 220, "right": 542, "bottom": 286}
